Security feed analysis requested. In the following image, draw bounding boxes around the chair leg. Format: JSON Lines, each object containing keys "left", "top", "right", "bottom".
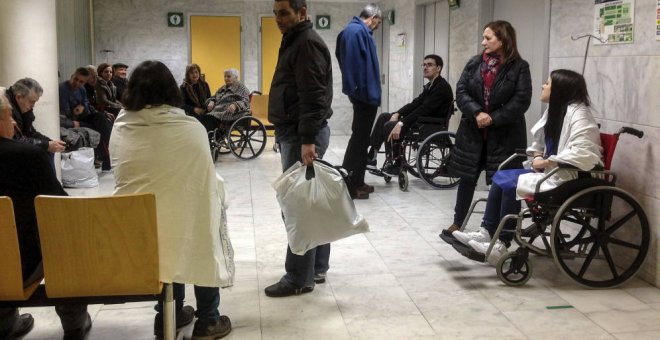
{"left": 163, "top": 283, "right": 175, "bottom": 340}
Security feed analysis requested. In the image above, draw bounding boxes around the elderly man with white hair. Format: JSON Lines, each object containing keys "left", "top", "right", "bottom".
{"left": 200, "top": 68, "right": 250, "bottom": 132}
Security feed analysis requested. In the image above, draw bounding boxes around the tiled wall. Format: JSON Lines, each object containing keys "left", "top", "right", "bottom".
{"left": 91, "top": 0, "right": 363, "bottom": 135}
{"left": 548, "top": 0, "right": 660, "bottom": 286}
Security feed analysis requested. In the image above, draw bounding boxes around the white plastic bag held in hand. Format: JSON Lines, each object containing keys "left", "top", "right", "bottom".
{"left": 273, "top": 161, "right": 369, "bottom": 255}
{"left": 61, "top": 147, "right": 99, "bottom": 188}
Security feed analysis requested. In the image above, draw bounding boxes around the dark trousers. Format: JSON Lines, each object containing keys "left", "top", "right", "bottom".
{"left": 369, "top": 113, "right": 409, "bottom": 161}
{"left": 156, "top": 283, "right": 220, "bottom": 322}
{"left": 453, "top": 144, "right": 487, "bottom": 226}
{"left": 343, "top": 98, "right": 378, "bottom": 187}
{"left": 277, "top": 125, "right": 331, "bottom": 288}
{"left": 78, "top": 111, "right": 111, "bottom": 170}
{"left": 482, "top": 182, "right": 521, "bottom": 242}
{"left": 198, "top": 114, "right": 221, "bottom": 133}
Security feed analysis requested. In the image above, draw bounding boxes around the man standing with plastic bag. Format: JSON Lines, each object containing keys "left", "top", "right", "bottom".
{"left": 265, "top": 0, "right": 333, "bottom": 297}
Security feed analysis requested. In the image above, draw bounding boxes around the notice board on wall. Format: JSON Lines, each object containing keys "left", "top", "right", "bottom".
{"left": 593, "top": 0, "right": 635, "bottom": 44}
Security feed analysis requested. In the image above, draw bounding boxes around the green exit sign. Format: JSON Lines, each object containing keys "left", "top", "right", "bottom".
{"left": 168, "top": 12, "right": 184, "bottom": 27}
{"left": 316, "top": 15, "right": 330, "bottom": 29}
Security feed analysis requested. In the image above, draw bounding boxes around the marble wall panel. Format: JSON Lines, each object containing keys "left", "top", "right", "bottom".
{"left": 550, "top": 0, "right": 660, "bottom": 286}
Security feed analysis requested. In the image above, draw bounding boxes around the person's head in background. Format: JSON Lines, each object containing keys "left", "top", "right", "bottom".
{"left": 224, "top": 68, "right": 240, "bottom": 86}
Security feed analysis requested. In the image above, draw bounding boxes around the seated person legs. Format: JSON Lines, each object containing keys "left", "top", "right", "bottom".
{"left": 77, "top": 111, "right": 112, "bottom": 171}
{"left": 367, "top": 112, "right": 408, "bottom": 175}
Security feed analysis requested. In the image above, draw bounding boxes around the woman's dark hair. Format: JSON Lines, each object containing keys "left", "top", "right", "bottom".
{"left": 123, "top": 60, "right": 182, "bottom": 111}
{"left": 184, "top": 63, "right": 202, "bottom": 84}
{"left": 484, "top": 20, "right": 520, "bottom": 64}
{"left": 544, "top": 69, "right": 591, "bottom": 148}
{"left": 97, "top": 63, "right": 112, "bottom": 77}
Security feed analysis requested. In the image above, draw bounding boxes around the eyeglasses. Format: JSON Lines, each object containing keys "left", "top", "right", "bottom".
{"left": 421, "top": 63, "right": 437, "bottom": 68}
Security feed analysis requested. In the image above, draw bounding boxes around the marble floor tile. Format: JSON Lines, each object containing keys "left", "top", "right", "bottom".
{"left": 15, "top": 136, "right": 660, "bottom": 340}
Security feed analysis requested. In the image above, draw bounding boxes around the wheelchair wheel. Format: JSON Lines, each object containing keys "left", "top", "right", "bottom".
{"left": 416, "top": 131, "right": 460, "bottom": 188}
{"left": 227, "top": 116, "right": 267, "bottom": 160}
{"left": 496, "top": 250, "right": 533, "bottom": 286}
{"left": 402, "top": 141, "right": 419, "bottom": 178}
{"left": 550, "top": 186, "right": 650, "bottom": 288}
{"left": 398, "top": 170, "right": 408, "bottom": 191}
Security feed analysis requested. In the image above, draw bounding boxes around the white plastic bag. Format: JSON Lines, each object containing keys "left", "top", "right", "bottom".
{"left": 61, "top": 147, "right": 99, "bottom": 188}
{"left": 273, "top": 160, "right": 369, "bottom": 255}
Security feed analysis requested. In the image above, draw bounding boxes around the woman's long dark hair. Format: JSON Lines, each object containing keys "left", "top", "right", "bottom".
{"left": 544, "top": 69, "right": 591, "bottom": 149}
{"left": 123, "top": 60, "right": 182, "bottom": 111}
{"left": 484, "top": 20, "right": 520, "bottom": 64}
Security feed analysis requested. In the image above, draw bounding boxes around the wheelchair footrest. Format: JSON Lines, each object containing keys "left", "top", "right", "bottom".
{"left": 452, "top": 242, "right": 486, "bottom": 262}
{"left": 439, "top": 233, "right": 459, "bottom": 245}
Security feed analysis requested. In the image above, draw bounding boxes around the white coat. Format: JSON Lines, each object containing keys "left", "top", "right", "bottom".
{"left": 110, "top": 105, "right": 234, "bottom": 287}
{"left": 516, "top": 103, "right": 603, "bottom": 199}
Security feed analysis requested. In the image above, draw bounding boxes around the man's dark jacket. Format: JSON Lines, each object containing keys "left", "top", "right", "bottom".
{"left": 449, "top": 55, "right": 532, "bottom": 182}
{"left": 268, "top": 20, "right": 333, "bottom": 144}
{"left": 0, "top": 138, "right": 67, "bottom": 280}
{"left": 397, "top": 76, "right": 454, "bottom": 127}
{"left": 6, "top": 87, "right": 51, "bottom": 151}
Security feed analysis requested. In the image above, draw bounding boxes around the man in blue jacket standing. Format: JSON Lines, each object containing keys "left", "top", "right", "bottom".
{"left": 336, "top": 3, "right": 382, "bottom": 199}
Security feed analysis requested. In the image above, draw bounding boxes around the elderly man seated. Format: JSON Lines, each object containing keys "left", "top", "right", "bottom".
{"left": 198, "top": 68, "right": 250, "bottom": 132}
{"left": 365, "top": 54, "right": 454, "bottom": 187}
{"left": 0, "top": 88, "right": 91, "bottom": 340}
{"left": 5, "top": 78, "right": 66, "bottom": 164}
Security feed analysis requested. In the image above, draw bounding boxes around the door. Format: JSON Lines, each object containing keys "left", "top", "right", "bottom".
{"left": 493, "top": 0, "right": 551, "bottom": 139}
{"left": 190, "top": 16, "right": 242, "bottom": 92}
{"left": 375, "top": 12, "right": 390, "bottom": 112}
{"left": 260, "top": 16, "right": 280, "bottom": 94}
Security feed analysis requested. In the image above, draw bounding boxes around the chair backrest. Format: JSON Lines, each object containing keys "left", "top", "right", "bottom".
{"left": 600, "top": 133, "right": 619, "bottom": 171}
{"left": 0, "top": 197, "right": 41, "bottom": 300}
{"left": 250, "top": 93, "right": 272, "bottom": 125}
{"left": 35, "top": 193, "right": 161, "bottom": 298}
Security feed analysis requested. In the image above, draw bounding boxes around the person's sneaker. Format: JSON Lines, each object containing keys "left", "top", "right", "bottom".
{"left": 154, "top": 305, "right": 195, "bottom": 337}
{"left": 191, "top": 315, "right": 232, "bottom": 340}
{"left": 440, "top": 223, "right": 461, "bottom": 237}
{"left": 314, "top": 272, "right": 327, "bottom": 284}
{"left": 0, "top": 313, "right": 34, "bottom": 340}
{"left": 382, "top": 162, "right": 400, "bottom": 177}
{"left": 452, "top": 227, "right": 491, "bottom": 246}
{"left": 468, "top": 239, "right": 509, "bottom": 265}
{"left": 62, "top": 312, "right": 92, "bottom": 340}
{"left": 264, "top": 281, "right": 313, "bottom": 297}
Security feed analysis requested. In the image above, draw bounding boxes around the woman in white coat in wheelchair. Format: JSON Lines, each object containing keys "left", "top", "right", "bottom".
{"left": 451, "top": 69, "right": 603, "bottom": 262}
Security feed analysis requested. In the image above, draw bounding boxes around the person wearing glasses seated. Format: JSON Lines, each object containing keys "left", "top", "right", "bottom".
{"left": 366, "top": 54, "right": 453, "bottom": 179}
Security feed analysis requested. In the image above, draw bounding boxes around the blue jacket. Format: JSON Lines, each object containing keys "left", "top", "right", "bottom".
{"left": 336, "top": 16, "right": 381, "bottom": 106}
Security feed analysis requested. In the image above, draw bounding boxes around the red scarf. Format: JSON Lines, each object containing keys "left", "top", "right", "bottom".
{"left": 480, "top": 52, "right": 501, "bottom": 113}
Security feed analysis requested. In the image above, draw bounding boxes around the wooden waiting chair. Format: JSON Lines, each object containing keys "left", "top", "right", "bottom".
{"left": 0, "top": 196, "right": 42, "bottom": 301}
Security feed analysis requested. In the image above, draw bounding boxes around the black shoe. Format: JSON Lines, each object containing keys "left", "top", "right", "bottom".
{"left": 314, "top": 272, "right": 327, "bottom": 284}
{"left": 357, "top": 184, "right": 375, "bottom": 194}
{"left": 264, "top": 281, "right": 314, "bottom": 297}
{"left": 355, "top": 189, "right": 370, "bottom": 200}
{"left": 191, "top": 315, "right": 232, "bottom": 340}
{"left": 154, "top": 305, "right": 195, "bottom": 337}
{"left": 0, "top": 313, "right": 34, "bottom": 340}
{"left": 63, "top": 313, "right": 92, "bottom": 340}
{"left": 382, "top": 162, "right": 400, "bottom": 177}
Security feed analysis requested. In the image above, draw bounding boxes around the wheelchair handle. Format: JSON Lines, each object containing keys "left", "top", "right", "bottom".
{"left": 618, "top": 127, "right": 643, "bottom": 138}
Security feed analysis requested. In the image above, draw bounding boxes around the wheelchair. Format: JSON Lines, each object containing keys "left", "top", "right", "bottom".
{"left": 447, "top": 127, "right": 649, "bottom": 288}
{"left": 369, "top": 105, "right": 461, "bottom": 191}
{"left": 208, "top": 94, "right": 268, "bottom": 162}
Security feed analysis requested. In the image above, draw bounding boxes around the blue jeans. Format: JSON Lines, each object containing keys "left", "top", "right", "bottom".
{"left": 277, "top": 124, "right": 331, "bottom": 288}
{"left": 482, "top": 182, "right": 521, "bottom": 242}
{"left": 156, "top": 283, "right": 220, "bottom": 322}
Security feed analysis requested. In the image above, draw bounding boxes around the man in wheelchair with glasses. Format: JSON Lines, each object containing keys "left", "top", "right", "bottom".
{"left": 366, "top": 54, "right": 453, "bottom": 181}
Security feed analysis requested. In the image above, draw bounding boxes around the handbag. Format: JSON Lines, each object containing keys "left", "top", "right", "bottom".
{"left": 61, "top": 147, "right": 99, "bottom": 188}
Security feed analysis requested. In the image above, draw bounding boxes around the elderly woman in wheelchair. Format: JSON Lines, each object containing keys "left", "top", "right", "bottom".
{"left": 443, "top": 69, "right": 650, "bottom": 287}
{"left": 198, "top": 68, "right": 250, "bottom": 133}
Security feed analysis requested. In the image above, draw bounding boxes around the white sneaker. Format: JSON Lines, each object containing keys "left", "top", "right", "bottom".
{"left": 468, "top": 239, "right": 508, "bottom": 265}
{"left": 452, "top": 227, "right": 491, "bottom": 246}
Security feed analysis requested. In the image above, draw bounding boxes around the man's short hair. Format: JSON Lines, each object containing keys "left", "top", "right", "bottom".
{"left": 424, "top": 54, "right": 444, "bottom": 69}
{"left": 112, "top": 63, "right": 129, "bottom": 71}
{"left": 360, "top": 3, "right": 382, "bottom": 19}
{"left": 274, "top": 0, "right": 306, "bottom": 12}
{"left": 74, "top": 67, "right": 90, "bottom": 77}
{"left": 11, "top": 78, "right": 44, "bottom": 97}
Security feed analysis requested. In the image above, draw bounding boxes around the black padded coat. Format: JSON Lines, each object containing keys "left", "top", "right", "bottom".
{"left": 449, "top": 55, "right": 532, "bottom": 183}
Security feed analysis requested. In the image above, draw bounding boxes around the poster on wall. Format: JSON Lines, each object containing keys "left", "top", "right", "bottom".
{"left": 593, "top": 0, "right": 635, "bottom": 44}
{"left": 656, "top": 0, "right": 660, "bottom": 41}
